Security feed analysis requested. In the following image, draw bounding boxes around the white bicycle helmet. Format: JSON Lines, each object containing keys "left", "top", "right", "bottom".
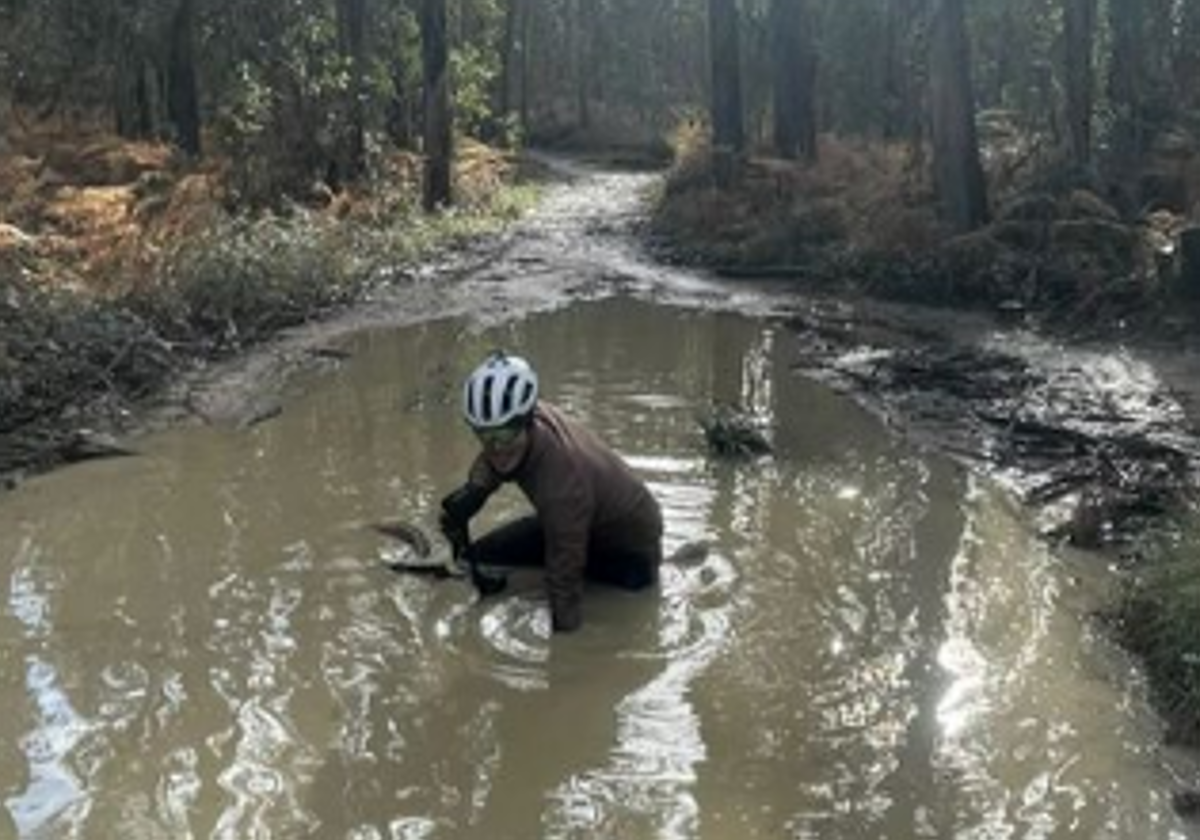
{"left": 463, "top": 351, "right": 539, "bottom": 428}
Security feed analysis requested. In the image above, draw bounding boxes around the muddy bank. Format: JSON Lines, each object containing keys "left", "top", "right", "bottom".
{"left": 782, "top": 299, "right": 1200, "bottom": 545}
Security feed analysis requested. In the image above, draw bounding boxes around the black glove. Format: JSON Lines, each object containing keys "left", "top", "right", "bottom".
{"left": 440, "top": 484, "right": 488, "bottom": 528}
{"left": 439, "top": 484, "right": 508, "bottom": 596}
{"left": 439, "top": 512, "right": 470, "bottom": 559}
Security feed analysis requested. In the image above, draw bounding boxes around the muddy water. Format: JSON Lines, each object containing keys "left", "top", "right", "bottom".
{"left": 0, "top": 298, "right": 1194, "bottom": 839}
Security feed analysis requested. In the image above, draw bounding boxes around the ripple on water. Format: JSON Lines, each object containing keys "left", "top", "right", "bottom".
{"left": 431, "top": 593, "right": 552, "bottom": 691}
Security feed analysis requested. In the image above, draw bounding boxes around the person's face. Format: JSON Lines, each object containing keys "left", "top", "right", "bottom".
{"left": 474, "top": 424, "right": 530, "bottom": 474}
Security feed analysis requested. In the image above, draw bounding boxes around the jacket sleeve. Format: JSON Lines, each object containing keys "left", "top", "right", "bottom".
{"left": 540, "top": 471, "right": 594, "bottom": 632}
{"left": 466, "top": 453, "right": 504, "bottom": 496}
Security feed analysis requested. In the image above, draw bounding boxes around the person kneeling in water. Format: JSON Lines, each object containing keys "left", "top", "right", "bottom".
{"left": 439, "top": 351, "right": 663, "bottom": 633}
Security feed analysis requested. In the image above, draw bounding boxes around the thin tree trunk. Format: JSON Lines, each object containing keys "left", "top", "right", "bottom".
{"left": 421, "top": 0, "right": 453, "bottom": 210}
{"left": 708, "top": 0, "right": 744, "bottom": 187}
{"left": 884, "top": 0, "right": 928, "bottom": 150}
{"left": 336, "top": 0, "right": 367, "bottom": 184}
{"left": 1179, "top": 0, "right": 1200, "bottom": 110}
{"left": 882, "top": 0, "right": 906, "bottom": 139}
{"left": 498, "top": 0, "right": 519, "bottom": 121}
{"left": 386, "top": 55, "right": 414, "bottom": 148}
{"left": 573, "top": 0, "right": 591, "bottom": 131}
{"left": 1181, "top": 226, "right": 1200, "bottom": 297}
{"left": 518, "top": 0, "right": 531, "bottom": 137}
{"left": 928, "top": 0, "right": 988, "bottom": 231}
{"left": 770, "top": 0, "right": 816, "bottom": 161}
{"left": 1107, "top": 0, "right": 1144, "bottom": 175}
{"left": 166, "top": 0, "right": 201, "bottom": 157}
{"left": 1062, "top": 0, "right": 1095, "bottom": 169}
{"left": 115, "top": 51, "right": 156, "bottom": 140}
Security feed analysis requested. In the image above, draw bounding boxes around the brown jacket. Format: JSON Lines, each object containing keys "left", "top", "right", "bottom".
{"left": 467, "top": 401, "right": 662, "bottom": 628}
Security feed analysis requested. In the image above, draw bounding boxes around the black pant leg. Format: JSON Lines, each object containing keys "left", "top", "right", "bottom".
{"left": 472, "top": 516, "right": 660, "bottom": 589}
{"left": 585, "top": 542, "right": 660, "bottom": 590}
{"left": 470, "top": 516, "right": 545, "bottom": 568}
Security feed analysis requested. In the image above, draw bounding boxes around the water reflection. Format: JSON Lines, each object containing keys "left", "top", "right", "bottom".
{"left": 0, "top": 298, "right": 1194, "bottom": 838}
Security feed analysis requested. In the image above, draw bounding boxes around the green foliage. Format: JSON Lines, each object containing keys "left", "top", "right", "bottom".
{"left": 1113, "top": 520, "right": 1200, "bottom": 744}
{"left": 152, "top": 214, "right": 358, "bottom": 349}
{"left": 149, "top": 179, "right": 538, "bottom": 352}
{"left": 0, "top": 273, "right": 174, "bottom": 436}
{"left": 452, "top": 43, "right": 500, "bottom": 140}
{"left": 208, "top": 5, "right": 356, "bottom": 203}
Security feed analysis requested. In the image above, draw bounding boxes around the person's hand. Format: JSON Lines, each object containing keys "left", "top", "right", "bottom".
{"left": 472, "top": 567, "right": 508, "bottom": 597}
{"left": 438, "top": 509, "right": 469, "bottom": 557}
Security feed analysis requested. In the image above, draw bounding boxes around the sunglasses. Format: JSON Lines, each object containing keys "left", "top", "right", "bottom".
{"left": 473, "top": 425, "right": 525, "bottom": 449}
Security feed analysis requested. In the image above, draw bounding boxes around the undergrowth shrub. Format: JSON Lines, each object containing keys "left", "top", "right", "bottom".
{"left": 1111, "top": 521, "right": 1200, "bottom": 746}
{"left": 0, "top": 272, "right": 173, "bottom": 435}
{"left": 151, "top": 214, "right": 358, "bottom": 351}
{"left": 145, "top": 179, "right": 537, "bottom": 354}
{"left": 655, "top": 130, "right": 943, "bottom": 266}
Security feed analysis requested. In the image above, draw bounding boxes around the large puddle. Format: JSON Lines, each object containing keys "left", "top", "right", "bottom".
{"left": 0, "top": 297, "right": 1194, "bottom": 838}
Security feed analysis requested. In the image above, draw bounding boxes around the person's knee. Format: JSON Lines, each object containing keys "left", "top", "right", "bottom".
{"left": 588, "top": 556, "right": 657, "bottom": 590}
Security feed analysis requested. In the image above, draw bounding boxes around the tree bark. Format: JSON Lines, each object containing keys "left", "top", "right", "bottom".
{"left": 166, "top": 0, "right": 202, "bottom": 157}
{"left": 1182, "top": 227, "right": 1200, "bottom": 298}
{"left": 386, "top": 55, "right": 414, "bottom": 148}
{"left": 572, "top": 0, "right": 591, "bottom": 131}
{"left": 114, "top": 50, "right": 157, "bottom": 141}
{"left": 1062, "top": 0, "right": 1095, "bottom": 169}
{"left": 518, "top": 0, "right": 532, "bottom": 137}
{"left": 708, "top": 0, "right": 744, "bottom": 188}
{"left": 335, "top": 0, "right": 368, "bottom": 184}
{"left": 498, "top": 0, "right": 519, "bottom": 122}
{"left": 883, "top": 0, "right": 927, "bottom": 151}
{"left": 1178, "top": 0, "right": 1200, "bottom": 111}
{"left": 1107, "top": 0, "right": 1145, "bottom": 174}
{"left": 421, "top": 0, "right": 453, "bottom": 210}
{"left": 769, "top": 0, "right": 816, "bottom": 161}
{"left": 928, "top": 0, "right": 988, "bottom": 232}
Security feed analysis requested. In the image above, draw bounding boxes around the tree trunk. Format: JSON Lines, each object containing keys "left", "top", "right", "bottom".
{"left": 518, "top": 0, "right": 532, "bottom": 137}
{"left": 1180, "top": 0, "right": 1200, "bottom": 105}
{"left": 1062, "top": 0, "right": 1095, "bottom": 169}
{"left": 882, "top": 0, "right": 906, "bottom": 140}
{"left": 572, "top": 0, "right": 591, "bottom": 131}
{"left": 1145, "top": 0, "right": 1174, "bottom": 89}
{"left": 112, "top": 11, "right": 159, "bottom": 143}
{"left": 1181, "top": 227, "right": 1200, "bottom": 298}
{"left": 769, "top": 0, "right": 816, "bottom": 161}
{"left": 386, "top": 56, "right": 414, "bottom": 148}
{"left": 883, "top": 0, "right": 927, "bottom": 150}
{"left": 928, "top": 0, "right": 988, "bottom": 232}
{"left": 1107, "top": 0, "right": 1145, "bottom": 175}
{"left": 708, "top": 0, "right": 744, "bottom": 188}
{"left": 498, "top": 0, "right": 519, "bottom": 122}
{"left": 114, "top": 51, "right": 157, "bottom": 140}
{"left": 335, "top": 0, "right": 368, "bottom": 185}
{"left": 421, "top": 0, "right": 453, "bottom": 210}
{"left": 166, "top": 0, "right": 201, "bottom": 157}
